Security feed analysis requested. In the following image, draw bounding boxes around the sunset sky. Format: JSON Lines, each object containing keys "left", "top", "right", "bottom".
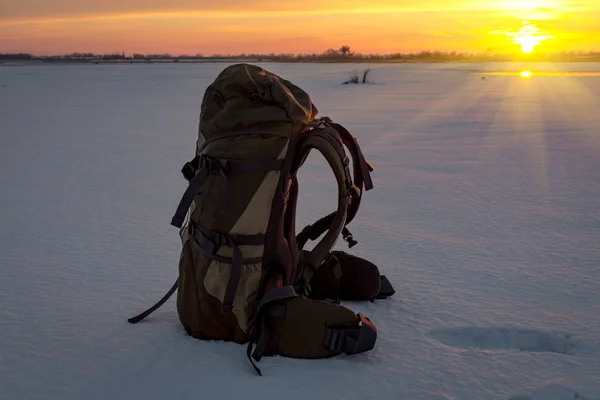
{"left": 1, "top": 0, "right": 598, "bottom": 55}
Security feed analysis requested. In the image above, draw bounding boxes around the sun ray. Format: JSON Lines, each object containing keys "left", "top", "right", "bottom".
{"left": 540, "top": 73, "right": 600, "bottom": 153}
{"left": 478, "top": 67, "right": 550, "bottom": 195}
{"left": 371, "top": 72, "right": 506, "bottom": 146}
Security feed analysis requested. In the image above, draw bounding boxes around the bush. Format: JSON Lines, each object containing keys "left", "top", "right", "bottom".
{"left": 343, "top": 68, "right": 372, "bottom": 84}
{"left": 362, "top": 68, "right": 371, "bottom": 83}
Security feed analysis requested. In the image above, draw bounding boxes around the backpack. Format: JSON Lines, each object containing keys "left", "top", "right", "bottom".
{"left": 128, "top": 63, "right": 395, "bottom": 375}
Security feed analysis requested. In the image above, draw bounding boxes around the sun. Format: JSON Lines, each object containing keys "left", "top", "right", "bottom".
{"left": 516, "top": 35, "right": 540, "bottom": 53}
{"left": 513, "top": 23, "right": 550, "bottom": 53}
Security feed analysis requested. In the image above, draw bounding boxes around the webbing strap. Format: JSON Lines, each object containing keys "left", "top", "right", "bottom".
{"left": 171, "top": 165, "right": 210, "bottom": 228}
{"left": 297, "top": 220, "right": 357, "bottom": 250}
{"left": 171, "top": 156, "right": 283, "bottom": 228}
{"left": 332, "top": 122, "right": 374, "bottom": 192}
{"left": 127, "top": 279, "right": 179, "bottom": 324}
{"left": 193, "top": 223, "right": 266, "bottom": 249}
{"left": 296, "top": 212, "right": 334, "bottom": 249}
{"left": 246, "top": 285, "right": 300, "bottom": 375}
{"left": 190, "top": 223, "right": 266, "bottom": 313}
{"left": 253, "top": 285, "right": 299, "bottom": 318}
{"left": 222, "top": 245, "right": 243, "bottom": 313}
{"left": 182, "top": 156, "right": 284, "bottom": 181}
{"left": 322, "top": 313, "right": 377, "bottom": 355}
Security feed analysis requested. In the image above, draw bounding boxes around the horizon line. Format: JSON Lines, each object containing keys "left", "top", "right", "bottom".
{"left": 3, "top": 49, "right": 600, "bottom": 57}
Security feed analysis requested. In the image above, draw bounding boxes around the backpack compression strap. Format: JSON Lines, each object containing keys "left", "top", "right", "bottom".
{"left": 171, "top": 155, "right": 283, "bottom": 228}
{"left": 296, "top": 120, "right": 374, "bottom": 250}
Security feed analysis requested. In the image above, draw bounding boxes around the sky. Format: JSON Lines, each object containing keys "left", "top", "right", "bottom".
{"left": 0, "top": 0, "right": 598, "bottom": 55}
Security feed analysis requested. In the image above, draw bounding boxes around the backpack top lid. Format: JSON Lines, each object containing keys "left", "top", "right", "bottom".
{"left": 198, "top": 63, "right": 319, "bottom": 141}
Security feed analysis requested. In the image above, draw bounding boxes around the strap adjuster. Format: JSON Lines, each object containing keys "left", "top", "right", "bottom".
{"left": 180, "top": 154, "right": 228, "bottom": 181}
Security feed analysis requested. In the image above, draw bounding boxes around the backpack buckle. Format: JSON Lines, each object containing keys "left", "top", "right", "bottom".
{"left": 341, "top": 156, "right": 355, "bottom": 190}
{"left": 349, "top": 185, "right": 361, "bottom": 197}
{"left": 181, "top": 155, "right": 200, "bottom": 181}
{"left": 342, "top": 227, "right": 358, "bottom": 248}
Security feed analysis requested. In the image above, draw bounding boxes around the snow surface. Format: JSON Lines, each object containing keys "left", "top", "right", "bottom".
{"left": 1, "top": 61, "right": 599, "bottom": 400}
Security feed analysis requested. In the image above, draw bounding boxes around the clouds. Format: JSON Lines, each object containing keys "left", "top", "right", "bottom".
{"left": 0, "top": 0, "right": 485, "bottom": 21}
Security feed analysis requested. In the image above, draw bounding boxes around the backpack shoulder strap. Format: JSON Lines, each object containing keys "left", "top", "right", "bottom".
{"left": 292, "top": 122, "right": 354, "bottom": 286}
{"left": 246, "top": 124, "right": 353, "bottom": 372}
{"left": 296, "top": 119, "right": 374, "bottom": 251}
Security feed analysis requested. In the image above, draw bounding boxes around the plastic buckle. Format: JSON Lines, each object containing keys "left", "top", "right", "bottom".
{"left": 349, "top": 185, "right": 361, "bottom": 197}
{"left": 342, "top": 229, "right": 358, "bottom": 248}
{"left": 181, "top": 156, "right": 200, "bottom": 181}
{"left": 342, "top": 155, "right": 350, "bottom": 167}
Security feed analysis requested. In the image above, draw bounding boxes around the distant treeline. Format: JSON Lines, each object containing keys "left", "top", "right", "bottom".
{"left": 2, "top": 47, "right": 600, "bottom": 63}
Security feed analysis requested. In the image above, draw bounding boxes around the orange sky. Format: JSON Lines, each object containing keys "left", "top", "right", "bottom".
{"left": 0, "top": 0, "right": 598, "bottom": 55}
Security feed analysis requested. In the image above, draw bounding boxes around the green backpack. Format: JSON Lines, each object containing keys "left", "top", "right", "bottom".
{"left": 128, "top": 63, "right": 395, "bottom": 375}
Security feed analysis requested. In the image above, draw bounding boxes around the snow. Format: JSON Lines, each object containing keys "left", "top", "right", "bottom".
{"left": 1, "top": 61, "right": 599, "bottom": 400}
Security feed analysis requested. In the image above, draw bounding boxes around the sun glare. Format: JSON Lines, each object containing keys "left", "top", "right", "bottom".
{"left": 520, "top": 70, "right": 533, "bottom": 78}
{"left": 489, "top": 21, "right": 555, "bottom": 54}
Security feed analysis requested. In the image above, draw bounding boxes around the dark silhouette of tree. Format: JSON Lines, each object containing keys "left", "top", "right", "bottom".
{"left": 340, "top": 46, "right": 353, "bottom": 56}
{"left": 2, "top": 48, "right": 599, "bottom": 63}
